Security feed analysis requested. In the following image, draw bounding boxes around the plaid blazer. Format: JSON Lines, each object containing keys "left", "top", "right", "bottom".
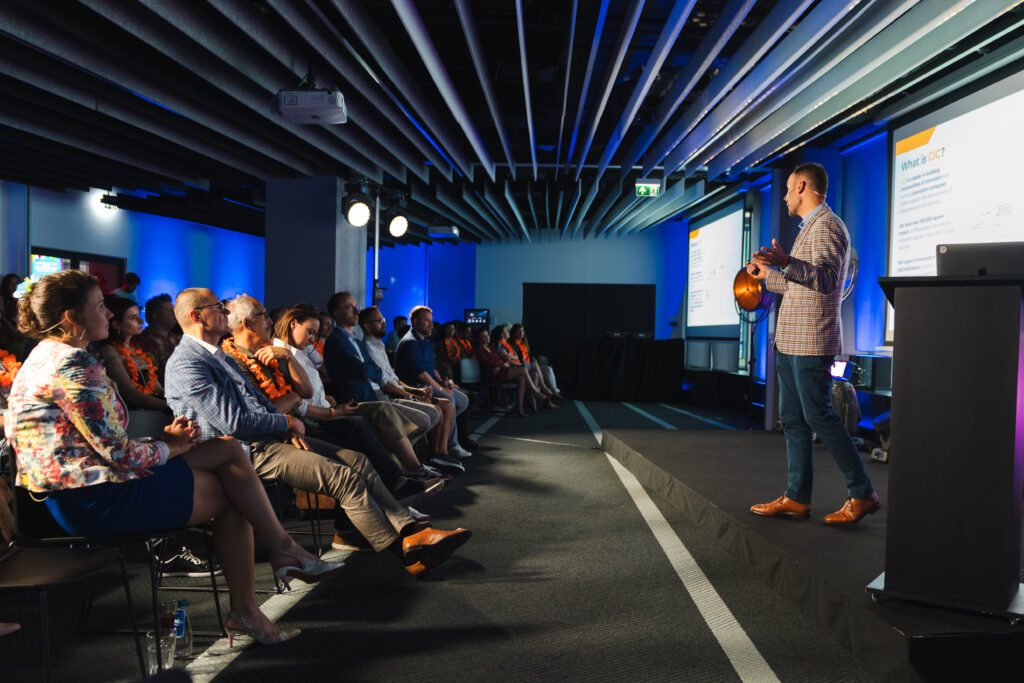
{"left": 164, "top": 335, "right": 288, "bottom": 443}
{"left": 766, "top": 204, "right": 849, "bottom": 356}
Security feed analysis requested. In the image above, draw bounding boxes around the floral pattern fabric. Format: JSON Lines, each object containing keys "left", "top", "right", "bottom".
{"left": 5, "top": 340, "right": 165, "bottom": 493}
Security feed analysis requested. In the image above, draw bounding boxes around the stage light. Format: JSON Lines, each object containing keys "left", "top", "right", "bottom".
{"left": 345, "top": 197, "right": 370, "bottom": 227}
{"left": 733, "top": 268, "right": 769, "bottom": 312}
{"left": 388, "top": 214, "right": 408, "bottom": 237}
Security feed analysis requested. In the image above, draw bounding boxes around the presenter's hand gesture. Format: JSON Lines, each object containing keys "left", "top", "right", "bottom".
{"left": 746, "top": 260, "right": 768, "bottom": 281}
{"left": 753, "top": 239, "right": 789, "bottom": 268}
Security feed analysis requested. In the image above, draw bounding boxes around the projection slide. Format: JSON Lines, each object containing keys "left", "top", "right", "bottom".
{"left": 886, "top": 70, "right": 1024, "bottom": 341}
{"left": 686, "top": 204, "right": 743, "bottom": 339}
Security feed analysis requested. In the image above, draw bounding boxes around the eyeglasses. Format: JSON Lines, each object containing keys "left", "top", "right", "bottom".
{"left": 368, "top": 317, "right": 385, "bottom": 324}
{"left": 253, "top": 311, "right": 272, "bottom": 320}
{"left": 193, "top": 302, "right": 226, "bottom": 313}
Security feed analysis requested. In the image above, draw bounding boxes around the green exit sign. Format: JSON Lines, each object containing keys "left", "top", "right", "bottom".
{"left": 635, "top": 180, "right": 661, "bottom": 197}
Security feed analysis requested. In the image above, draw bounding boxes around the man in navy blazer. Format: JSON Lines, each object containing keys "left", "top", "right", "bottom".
{"left": 164, "top": 288, "right": 471, "bottom": 575}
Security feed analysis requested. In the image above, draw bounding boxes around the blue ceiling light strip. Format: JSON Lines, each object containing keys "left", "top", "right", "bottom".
{"left": 565, "top": 0, "right": 610, "bottom": 168}
{"left": 839, "top": 130, "right": 887, "bottom": 155}
{"left": 554, "top": 0, "right": 578, "bottom": 181}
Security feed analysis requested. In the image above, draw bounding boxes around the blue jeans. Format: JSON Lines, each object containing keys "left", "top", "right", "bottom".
{"left": 776, "top": 352, "right": 873, "bottom": 504}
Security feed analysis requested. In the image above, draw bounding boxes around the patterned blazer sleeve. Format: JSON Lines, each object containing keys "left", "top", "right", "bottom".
{"left": 781, "top": 214, "right": 846, "bottom": 295}
{"left": 165, "top": 339, "right": 288, "bottom": 441}
{"left": 54, "top": 349, "right": 164, "bottom": 470}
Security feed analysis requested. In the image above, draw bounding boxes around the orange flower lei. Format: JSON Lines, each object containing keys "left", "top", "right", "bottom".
{"left": 112, "top": 342, "right": 158, "bottom": 395}
{"left": 0, "top": 349, "right": 21, "bottom": 387}
{"left": 221, "top": 337, "right": 292, "bottom": 400}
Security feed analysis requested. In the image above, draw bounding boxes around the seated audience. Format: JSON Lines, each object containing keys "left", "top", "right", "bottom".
{"left": 510, "top": 323, "right": 563, "bottom": 399}
{"left": 164, "top": 288, "right": 469, "bottom": 576}
{"left": 475, "top": 328, "right": 549, "bottom": 416}
{"left": 385, "top": 315, "right": 408, "bottom": 354}
{"left": 357, "top": 306, "right": 464, "bottom": 475}
{"left": 493, "top": 324, "right": 557, "bottom": 409}
{"left": 99, "top": 295, "right": 169, "bottom": 412}
{"left": 7, "top": 270, "right": 335, "bottom": 644}
{"left": 133, "top": 293, "right": 181, "bottom": 382}
{"left": 396, "top": 306, "right": 475, "bottom": 459}
{"left": 274, "top": 302, "right": 443, "bottom": 481}
{"left": 456, "top": 322, "right": 475, "bottom": 359}
{"left": 110, "top": 272, "right": 141, "bottom": 303}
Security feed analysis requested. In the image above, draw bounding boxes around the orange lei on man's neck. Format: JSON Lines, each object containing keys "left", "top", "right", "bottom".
{"left": 0, "top": 349, "right": 21, "bottom": 387}
{"left": 221, "top": 337, "right": 293, "bottom": 400}
{"left": 458, "top": 338, "right": 474, "bottom": 358}
{"left": 444, "top": 337, "right": 460, "bottom": 360}
{"left": 112, "top": 342, "right": 158, "bottom": 394}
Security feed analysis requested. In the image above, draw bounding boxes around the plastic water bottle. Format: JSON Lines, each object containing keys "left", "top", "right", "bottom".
{"left": 173, "top": 599, "right": 193, "bottom": 659}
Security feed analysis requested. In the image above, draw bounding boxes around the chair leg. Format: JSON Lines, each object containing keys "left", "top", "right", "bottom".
{"left": 146, "top": 540, "right": 164, "bottom": 673}
{"left": 78, "top": 574, "right": 97, "bottom": 631}
{"left": 40, "top": 589, "right": 52, "bottom": 683}
{"left": 202, "top": 526, "right": 226, "bottom": 636}
{"left": 117, "top": 551, "right": 147, "bottom": 679}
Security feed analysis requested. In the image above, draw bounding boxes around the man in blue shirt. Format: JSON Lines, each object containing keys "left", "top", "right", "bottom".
{"left": 396, "top": 305, "right": 474, "bottom": 458}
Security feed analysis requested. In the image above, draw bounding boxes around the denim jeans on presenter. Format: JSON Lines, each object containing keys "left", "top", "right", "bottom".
{"left": 776, "top": 352, "right": 873, "bottom": 504}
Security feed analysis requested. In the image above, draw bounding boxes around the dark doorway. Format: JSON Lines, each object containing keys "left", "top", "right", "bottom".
{"left": 521, "top": 283, "right": 656, "bottom": 375}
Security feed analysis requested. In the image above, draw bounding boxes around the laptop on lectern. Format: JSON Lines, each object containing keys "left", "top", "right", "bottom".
{"left": 935, "top": 242, "right": 1024, "bottom": 277}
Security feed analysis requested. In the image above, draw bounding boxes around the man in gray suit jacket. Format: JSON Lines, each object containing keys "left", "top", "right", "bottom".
{"left": 746, "top": 163, "right": 879, "bottom": 525}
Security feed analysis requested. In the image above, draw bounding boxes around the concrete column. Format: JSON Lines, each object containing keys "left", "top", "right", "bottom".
{"left": 264, "top": 176, "right": 365, "bottom": 311}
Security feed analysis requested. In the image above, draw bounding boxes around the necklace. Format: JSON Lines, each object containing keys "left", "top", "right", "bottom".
{"left": 221, "top": 338, "right": 292, "bottom": 400}
{"left": 0, "top": 349, "right": 21, "bottom": 387}
{"left": 111, "top": 342, "right": 158, "bottom": 394}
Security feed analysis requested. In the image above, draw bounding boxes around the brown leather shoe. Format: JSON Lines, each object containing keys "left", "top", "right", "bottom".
{"left": 824, "top": 492, "right": 880, "bottom": 524}
{"left": 402, "top": 527, "right": 472, "bottom": 576}
{"left": 750, "top": 495, "right": 811, "bottom": 519}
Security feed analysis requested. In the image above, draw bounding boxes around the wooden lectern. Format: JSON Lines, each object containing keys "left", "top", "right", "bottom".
{"left": 868, "top": 276, "right": 1024, "bottom": 620}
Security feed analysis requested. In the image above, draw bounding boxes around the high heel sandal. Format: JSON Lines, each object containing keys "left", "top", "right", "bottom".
{"left": 225, "top": 610, "right": 301, "bottom": 646}
{"left": 270, "top": 553, "right": 346, "bottom": 592}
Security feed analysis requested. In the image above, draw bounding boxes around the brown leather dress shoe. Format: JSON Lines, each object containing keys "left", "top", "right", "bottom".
{"left": 750, "top": 495, "right": 811, "bottom": 519}
{"left": 402, "top": 527, "right": 472, "bottom": 577}
{"left": 824, "top": 492, "right": 880, "bottom": 524}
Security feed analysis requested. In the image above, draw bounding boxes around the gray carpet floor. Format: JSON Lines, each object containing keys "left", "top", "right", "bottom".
{"left": 1, "top": 402, "right": 878, "bottom": 682}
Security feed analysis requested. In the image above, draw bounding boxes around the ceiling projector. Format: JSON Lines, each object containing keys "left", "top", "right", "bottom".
{"left": 275, "top": 89, "right": 347, "bottom": 124}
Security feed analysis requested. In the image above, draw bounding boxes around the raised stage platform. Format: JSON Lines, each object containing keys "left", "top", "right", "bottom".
{"left": 602, "top": 428, "right": 1024, "bottom": 682}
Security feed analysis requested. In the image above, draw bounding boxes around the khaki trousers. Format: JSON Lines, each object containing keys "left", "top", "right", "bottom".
{"left": 252, "top": 436, "right": 413, "bottom": 550}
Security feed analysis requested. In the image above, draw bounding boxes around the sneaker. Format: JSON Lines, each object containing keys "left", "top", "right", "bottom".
{"left": 332, "top": 530, "right": 374, "bottom": 552}
{"left": 160, "top": 546, "right": 223, "bottom": 578}
{"left": 406, "top": 464, "right": 452, "bottom": 482}
{"left": 428, "top": 455, "right": 466, "bottom": 476}
{"left": 407, "top": 506, "right": 431, "bottom": 523}
{"left": 460, "top": 437, "right": 480, "bottom": 450}
{"left": 450, "top": 444, "right": 473, "bottom": 459}
{"left": 392, "top": 477, "right": 446, "bottom": 506}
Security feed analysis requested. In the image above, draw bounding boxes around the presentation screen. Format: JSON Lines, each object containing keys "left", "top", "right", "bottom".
{"left": 685, "top": 202, "right": 744, "bottom": 339}
{"left": 886, "top": 69, "right": 1024, "bottom": 341}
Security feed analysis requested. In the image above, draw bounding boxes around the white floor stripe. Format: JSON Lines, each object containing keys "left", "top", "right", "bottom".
{"left": 658, "top": 403, "right": 737, "bottom": 431}
{"left": 469, "top": 414, "right": 502, "bottom": 439}
{"left": 622, "top": 402, "right": 678, "bottom": 430}
{"left": 574, "top": 400, "right": 602, "bottom": 445}
{"left": 490, "top": 434, "right": 595, "bottom": 449}
{"left": 187, "top": 549, "right": 349, "bottom": 682}
{"left": 577, "top": 404, "right": 777, "bottom": 683}
{"left": 605, "top": 456, "right": 779, "bottom": 683}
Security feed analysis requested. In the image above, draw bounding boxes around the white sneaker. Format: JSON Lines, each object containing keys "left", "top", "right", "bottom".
{"left": 407, "top": 506, "right": 431, "bottom": 523}
{"left": 451, "top": 444, "right": 473, "bottom": 459}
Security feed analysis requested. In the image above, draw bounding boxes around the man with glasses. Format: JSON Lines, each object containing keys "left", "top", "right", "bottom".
{"left": 358, "top": 305, "right": 464, "bottom": 474}
{"left": 324, "top": 293, "right": 463, "bottom": 475}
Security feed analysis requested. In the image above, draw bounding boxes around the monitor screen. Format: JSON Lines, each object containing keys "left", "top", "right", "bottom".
{"left": 685, "top": 202, "right": 744, "bottom": 339}
{"left": 886, "top": 69, "right": 1024, "bottom": 341}
{"left": 465, "top": 308, "right": 489, "bottom": 325}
